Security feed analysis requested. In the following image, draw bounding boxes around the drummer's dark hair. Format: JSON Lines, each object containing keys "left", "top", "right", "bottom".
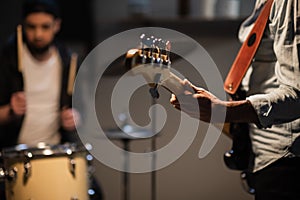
{"left": 22, "top": 0, "right": 60, "bottom": 19}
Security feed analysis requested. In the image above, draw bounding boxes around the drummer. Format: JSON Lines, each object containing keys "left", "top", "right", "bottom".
{"left": 0, "top": 0, "right": 99, "bottom": 199}
{"left": 0, "top": 0, "right": 80, "bottom": 148}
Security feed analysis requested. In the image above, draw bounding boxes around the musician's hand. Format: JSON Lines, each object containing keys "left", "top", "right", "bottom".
{"left": 61, "top": 107, "right": 81, "bottom": 131}
{"left": 170, "top": 79, "right": 226, "bottom": 122}
{"left": 10, "top": 92, "right": 26, "bottom": 116}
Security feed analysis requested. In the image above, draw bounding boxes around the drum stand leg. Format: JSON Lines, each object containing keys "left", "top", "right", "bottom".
{"left": 122, "top": 139, "right": 130, "bottom": 200}
{"left": 120, "top": 86, "right": 159, "bottom": 200}
{"left": 150, "top": 86, "right": 159, "bottom": 200}
{"left": 151, "top": 137, "right": 156, "bottom": 200}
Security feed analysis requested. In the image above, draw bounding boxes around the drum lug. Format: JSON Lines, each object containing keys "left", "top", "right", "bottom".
{"left": 0, "top": 167, "right": 6, "bottom": 181}
{"left": 69, "top": 158, "right": 76, "bottom": 177}
{"left": 7, "top": 167, "right": 18, "bottom": 182}
{"left": 24, "top": 161, "right": 32, "bottom": 179}
{"left": 23, "top": 151, "right": 32, "bottom": 183}
{"left": 0, "top": 166, "right": 18, "bottom": 182}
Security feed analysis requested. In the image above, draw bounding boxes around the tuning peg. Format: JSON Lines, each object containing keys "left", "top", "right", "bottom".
{"left": 140, "top": 33, "right": 146, "bottom": 40}
{"left": 165, "top": 40, "right": 171, "bottom": 51}
{"left": 140, "top": 34, "right": 159, "bottom": 47}
{"left": 153, "top": 38, "right": 162, "bottom": 49}
{"left": 140, "top": 34, "right": 151, "bottom": 47}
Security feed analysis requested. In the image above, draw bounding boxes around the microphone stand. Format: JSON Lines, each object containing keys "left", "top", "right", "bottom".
{"left": 149, "top": 85, "right": 159, "bottom": 200}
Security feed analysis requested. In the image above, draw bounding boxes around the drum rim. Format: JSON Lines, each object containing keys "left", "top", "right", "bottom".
{"left": 1, "top": 143, "right": 88, "bottom": 159}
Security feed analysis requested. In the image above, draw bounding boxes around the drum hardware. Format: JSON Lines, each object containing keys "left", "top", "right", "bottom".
{"left": 63, "top": 145, "right": 78, "bottom": 177}
{"left": 8, "top": 167, "right": 18, "bottom": 182}
{"left": 85, "top": 152, "right": 99, "bottom": 199}
{"left": 86, "top": 154, "right": 95, "bottom": 178}
{"left": 23, "top": 153, "right": 32, "bottom": 184}
{"left": 23, "top": 161, "right": 31, "bottom": 184}
{"left": 0, "top": 167, "right": 18, "bottom": 182}
{"left": 0, "top": 167, "right": 5, "bottom": 181}
{"left": 82, "top": 144, "right": 102, "bottom": 199}
{"left": 69, "top": 158, "right": 76, "bottom": 177}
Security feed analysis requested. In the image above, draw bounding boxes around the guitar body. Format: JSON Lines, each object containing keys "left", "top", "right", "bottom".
{"left": 223, "top": 87, "right": 255, "bottom": 194}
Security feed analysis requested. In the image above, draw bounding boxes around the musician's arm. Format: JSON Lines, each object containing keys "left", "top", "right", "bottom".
{"left": 224, "top": 99, "right": 260, "bottom": 124}
{"left": 0, "top": 105, "right": 12, "bottom": 124}
{"left": 170, "top": 80, "right": 260, "bottom": 125}
{"left": 246, "top": 87, "right": 300, "bottom": 128}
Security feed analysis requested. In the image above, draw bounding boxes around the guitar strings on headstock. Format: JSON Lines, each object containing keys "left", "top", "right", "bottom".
{"left": 138, "top": 34, "right": 171, "bottom": 67}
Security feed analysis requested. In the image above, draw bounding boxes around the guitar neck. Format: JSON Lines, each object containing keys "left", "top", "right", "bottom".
{"left": 159, "top": 71, "right": 186, "bottom": 95}
{"left": 158, "top": 71, "right": 232, "bottom": 138}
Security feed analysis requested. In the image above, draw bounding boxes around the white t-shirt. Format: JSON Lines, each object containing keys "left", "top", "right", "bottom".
{"left": 18, "top": 44, "right": 62, "bottom": 147}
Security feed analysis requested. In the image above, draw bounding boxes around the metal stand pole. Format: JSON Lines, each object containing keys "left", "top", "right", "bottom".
{"left": 149, "top": 86, "right": 159, "bottom": 200}
{"left": 123, "top": 139, "right": 130, "bottom": 200}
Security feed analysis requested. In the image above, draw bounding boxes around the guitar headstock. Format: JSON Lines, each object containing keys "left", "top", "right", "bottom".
{"left": 125, "top": 34, "right": 173, "bottom": 88}
{"left": 126, "top": 34, "right": 171, "bottom": 68}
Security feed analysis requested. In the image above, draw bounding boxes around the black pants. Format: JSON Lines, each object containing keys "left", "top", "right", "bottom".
{"left": 254, "top": 157, "right": 300, "bottom": 200}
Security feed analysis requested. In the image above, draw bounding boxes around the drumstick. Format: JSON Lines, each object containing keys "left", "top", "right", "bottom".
{"left": 17, "top": 25, "right": 23, "bottom": 73}
{"left": 67, "top": 53, "right": 78, "bottom": 96}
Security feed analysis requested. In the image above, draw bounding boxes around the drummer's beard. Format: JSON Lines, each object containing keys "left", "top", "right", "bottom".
{"left": 26, "top": 41, "right": 53, "bottom": 56}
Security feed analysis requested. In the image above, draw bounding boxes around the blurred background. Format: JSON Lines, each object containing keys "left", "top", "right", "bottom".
{"left": 0, "top": 0, "right": 256, "bottom": 199}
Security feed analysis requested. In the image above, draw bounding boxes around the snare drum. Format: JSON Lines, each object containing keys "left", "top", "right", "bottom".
{"left": 1, "top": 143, "right": 90, "bottom": 200}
